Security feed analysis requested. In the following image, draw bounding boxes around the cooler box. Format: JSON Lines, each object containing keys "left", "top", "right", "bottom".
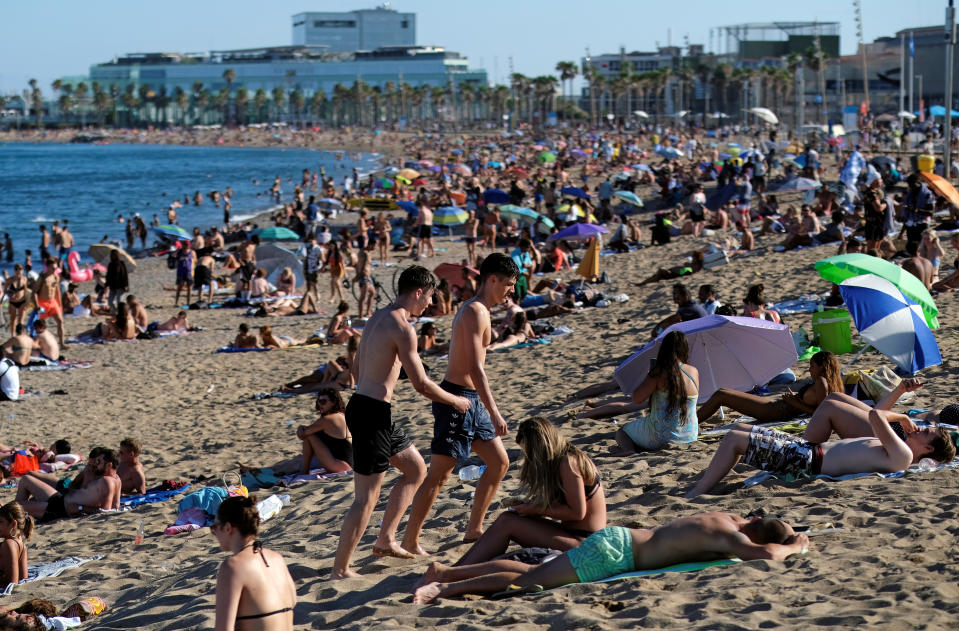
{"left": 917, "top": 154, "right": 935, "bottom": 173}
{"left": 812, "top": 308, "right": 853, "bottom": 354}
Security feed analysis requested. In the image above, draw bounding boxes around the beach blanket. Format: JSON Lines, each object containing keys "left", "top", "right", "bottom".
{"left": 773, "top": 297, "right": 825, "bottom": 315}
{"left": 251, "top": 391, "right": 299, "bottom": 400}
{"left": 2, "top": 556, "right": 104, "bottom": 596}
{"left": 22, "top": 359, "right": 94, "bottom": 372}
{"left": 596, "top": 558, "right": 741, "bottom": 584}
{"left": 120, "top": 484, "right": 191, "bottom": 508}
{"left": 743, "top": 455, "right": 959, "bottom": 488}
{"left": 278, "top": 468, "right": 352, "bottom": 487}
{"left": 492, "top": 338, "right": 552, "bottom": 353}
{"left": 215, "top": 346, "right": 271, "bottom": 353}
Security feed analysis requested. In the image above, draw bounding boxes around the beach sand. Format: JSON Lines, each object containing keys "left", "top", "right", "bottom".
{"left": 3, "top": 212, "right": 957, "bottom": 630}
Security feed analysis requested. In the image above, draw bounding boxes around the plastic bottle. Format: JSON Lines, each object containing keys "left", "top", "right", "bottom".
{"left": 458, "top": 465, "right": 486, "bottom": 481}
{"left": 134, "top": 519, "right": 144, "bottom": 546}
{"left": 257, "top": 494, "right": 284, "bottom": 521}
{"left": 595, "top": 299, "right": 610, "bottom": 308}
{"left": 278, "top": 493, "right": 291, "bottom": 507}
{"left": 916, "top": 458, "right": 938, "bottom": 473}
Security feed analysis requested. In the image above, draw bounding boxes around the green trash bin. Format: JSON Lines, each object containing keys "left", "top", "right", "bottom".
{"left": 812, "top": 308, "right": 853, "bottom": 354}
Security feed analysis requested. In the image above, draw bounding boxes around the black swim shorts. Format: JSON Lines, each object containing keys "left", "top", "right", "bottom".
{"left": 431, "top": 380, "right": 495, "bottom": 461}
{"left": 345, "top": 393, "right": 412, "bottom": 475}
{"left": 41, "top": 492, "right": 69, "bottom": 523}
{"left": 418, "top": 224, "right": 433, "bottom": 239}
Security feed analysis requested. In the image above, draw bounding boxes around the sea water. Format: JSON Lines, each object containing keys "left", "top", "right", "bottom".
{"left": 0, "top": 143, "right": 380, "bottom": 266}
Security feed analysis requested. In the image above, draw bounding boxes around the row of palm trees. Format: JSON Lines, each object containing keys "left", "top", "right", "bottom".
{"left": 4, "top": 49, "right": 832, "bottom": 130}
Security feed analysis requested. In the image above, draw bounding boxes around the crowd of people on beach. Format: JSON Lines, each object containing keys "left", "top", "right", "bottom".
{"left": 2, "top": 116, "right": 959, "bottom": 629}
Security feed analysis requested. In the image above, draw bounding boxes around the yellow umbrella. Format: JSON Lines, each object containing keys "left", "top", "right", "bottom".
{"left": 398, "top": 168, "right": 420, "bottom": 180}
{"left": 577, "top": 238, "right": 601, "bottom": 280}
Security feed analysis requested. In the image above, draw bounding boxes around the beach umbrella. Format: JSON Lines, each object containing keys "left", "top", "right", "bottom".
{"left": 614, "top": 316, "right": 798, "bottom": 399}
{"left": 560, "top": 186, "right": 590, "bottom": 200}
{"left": 773, "top": 177, "right": 822, "bottom": 193}
{"left": 920, "top": 172, "right": 959, "bottom": 208}
{"left": 576, "top": 237, "right": 601, "bottom": 280}
{"left": 746, "top": 107, "right": 779, "bottom": 124}
{"left": 398, "top": 168, "right": 420, "bottom": 180}
{"left": 253, "top": 243, "right": 302, "bottom": 289}
{"left": 499, "top": 205, "right": 539, "bottom": 223}
{"left": 537, "top": 151, "right": 557, "bottom": 163}
{"left": 433, "top": 206, "right": 469, "bottom": 225}
{"left": 453, "top": 164, "right": 473, "bottom": 176}
{"left": 548, "top": 222, "right": 609, "bottom": 242}
{"left": 570, "top": 149, "right": 588, "bottom": 159}
{"left": 434, "top": 262, "right": 478, "bottom": 289}
{"left": 633, "top": 110, "right": 650, "bottom": 118}
{"left": 418, "top": 160, "right": 435, "bottom": 168}
{"left": 506, "top": 166, "right": 529, "bottom": 179}
{"left": 88, "top": 243, "right": 136, "bottom": 272}
{"left": 839, "top": 274, "right": 942, "bottom": 373}
{"left": 374, "top": 178, "right": 394, "bottom": 189}
{"left": 317, "top": 198, "right": 343, "bottom": 209}
{"left": 631, "top": 164, "right": 652, "bottom": 172}
{"left": 427, "top": 165, "right": 442, "bottom": 173}
{"left": 871, "top": 156, "right": 897, "bottom": 169}
{"left": 450, "top": 148, "right": 463, "bottom": 155}
{"left": 740, "top": 148, "right": 764, "bottom": 161}
{"left": 396, "top": 200, "right": 418, "bottom": 215}
{"left": 488, "top": 161, "right": 504, "bottom": 169}
{"left": 483, "top": 189, "right": 511, "bottom": 204}
{"left": 558, "top": 203, "right": 585, "bottom": 221}
{"left": 655, "top": 146, "right": 684, "bottom": 160}
{"left": 396, "top": 175, "right": 412, "bottom": 185}
{"left": 254, "top": 226, "right": 300, "bottom": 241}
{"left": 614, "top": 190, "right": 644, "bottom": 207}
{"left": 815, "top": 254, "right": 939, "bottom": 329}
{"left": 898, "top": 111, "right": 917, "bottom": 120}
{"left": 154, "top": 224, "right": 191, "bottom": 241}
{"left": 534, "top": 214, "right": 556, "bottom": 235}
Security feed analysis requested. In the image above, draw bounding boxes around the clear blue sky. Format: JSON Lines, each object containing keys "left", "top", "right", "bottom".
{"left": 0, "top": 0, "right": 947, "bottom": 94}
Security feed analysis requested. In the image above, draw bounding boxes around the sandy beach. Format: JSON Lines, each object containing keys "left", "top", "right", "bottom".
{"left": 0, "top": 199, "right": 955, "bottom": 630}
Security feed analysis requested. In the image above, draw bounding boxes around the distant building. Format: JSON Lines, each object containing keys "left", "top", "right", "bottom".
{"left": 293, "top": 5, "right": 415, "bottom": 51}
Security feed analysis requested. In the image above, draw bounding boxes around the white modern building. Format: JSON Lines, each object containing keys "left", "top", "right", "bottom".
{"left": 292, "top": 5, "right": 415, "bottom": 51}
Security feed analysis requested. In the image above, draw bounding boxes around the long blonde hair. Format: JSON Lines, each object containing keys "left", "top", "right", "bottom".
{"left": 516, "top": 417, "right": 598, "bottom": 509}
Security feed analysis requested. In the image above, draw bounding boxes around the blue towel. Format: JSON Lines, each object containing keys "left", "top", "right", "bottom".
{"left": 215, "top": 346, "right": 271, "bottom": 353}
{"left": 177, "top": 486, "right": 228, "bottom": 515}
{"left": 121, "top": 485, "right": 191, "bottom": 508}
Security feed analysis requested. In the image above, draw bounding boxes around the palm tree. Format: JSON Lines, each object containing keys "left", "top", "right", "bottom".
{"left": 109, "top": 83, "right": 120, "bottom": 127}
{"left": 331, "top": 83, "right": 348, "bottom": 125}
{"left": 351, "top": 80, "right": 369, "bottom": 126}
{"left": 383, "top": 80, "right": 397, "bottom": 124}
{"left": 475, "top": 84, "right": 491, "bottom": 121}
{"left": 491, "top": 85, "right": 510, "bottom": 123}
{"left": 430, "top": 86, "right": 446, "bottom": 122}
{"left": 234, "top": 87, "right": 249, "bottom": 126}
{"left": 510, "top": 73, "right": 529, "bottom": 124}
{"left": 27, "top": 79, "right": 43, "bottom": 129}
{"left": 309, "top": 89, "right": 325, "bottom": 125}
{"left": 459, "top": 82, "right": 475, "bottom": 124}
{"left": 695, "top": 63, "right": 713, "bottom": 122}
{"left": 786, "top": 52, "right": 803, "bottom": 127}
{"left": 804, "top": 46, "right": 827, "bottom": 122}
{"left": 222, "top": 68, "right": 236, "bottom": 126}
{"left": 174, "top": 87, "right": 188, "bottom": 125}
{"left": 154, "top": 86, "right": 170, "bottom": 126}
{"left": 271, "top": 86, "right": 286, "bottom": 122}
{"left": 57, "top": 94, "right": 73, "bottom": 125}
{"left": 74, "top": 82, "right": 88, "bottom": 127}
{"left": 677, "top": 65, "right": 695, "bottom": 115}
{"left": 121, "top": 84, "right": 139, "bottom": 127}
{"left": 253, "top": 88, "right": 268, "bottom": 123}
{"left": 191, "top": 82, "right": 204, "bottom": 125}
{"left": 289, "top": 89, "right": 305, "bottom": 125}
{"left": 712, "top": 64, "right": 733, "bottom": 120}
{"left": 92, "top": 83, "right": 110, "bottom": 128}
{"left": 137, "top": 84, "right": 153, "bottom": 125}
{"left": 555, "top": 61, "right": 577, "bottom": 116}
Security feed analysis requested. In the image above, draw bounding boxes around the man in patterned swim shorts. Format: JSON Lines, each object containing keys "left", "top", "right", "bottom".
{"left": 686, "top": 407, "right": 955, "bottom": 498}
{"left": 412, "top": 511, "right": 808, "bottom": 603}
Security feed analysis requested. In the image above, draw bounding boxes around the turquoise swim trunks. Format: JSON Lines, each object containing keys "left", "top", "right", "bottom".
{"left": 566, "top": 526, "right": 635, "bottom": 582}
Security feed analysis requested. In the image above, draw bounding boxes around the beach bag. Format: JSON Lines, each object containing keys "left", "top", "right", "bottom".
{"left": 10, "top": 450, "right": 38, "bottom": 477}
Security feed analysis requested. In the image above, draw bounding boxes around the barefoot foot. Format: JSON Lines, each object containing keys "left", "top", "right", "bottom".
{"left": 413, "top": 582, "right": 444, "bottom": 605}
{"left": 330, "top": 568, "right": 361, "bottom": 580}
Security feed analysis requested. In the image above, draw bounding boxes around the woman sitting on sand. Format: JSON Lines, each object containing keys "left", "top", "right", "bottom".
{"left": 295, "top": 389, "right": 352, "bottom": 474}
{"left": 0, "top": 502, "right": 31, "bottom": 587}
{"left": 742, "top": 284, "right": 781, "bottom": 323}
{"left": 613, "top": 331, "right": 700, "bottom": 453}
{"left": 487, "top": 312, "right": 536, "bottom": 351}
{"left": 82, "top": 302, "right": 136, "bottom": 340}
{"left": 249, "top": 268, "right": 271, "bottom": 299}
{"left": 212, "top": 496, "right": 296, "bottom": 631}
{"left": 274, "top": 267, "right": 296, "bottom": 296}
{"left": 326, "top": 302, "right": 360, "bottom": 345}
{"left": 258, "top": 325, "right": 306, "bottom": 349}
{"left": 695, "top": 350, "right": 843, "bottom": 424}
{"left": 454, "top": 417, "right": 606, "bottom": 566}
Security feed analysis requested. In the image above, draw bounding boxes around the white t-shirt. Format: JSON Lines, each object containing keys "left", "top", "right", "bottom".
{"left": 0, "top": 359, "right": 20, "bottom": 401}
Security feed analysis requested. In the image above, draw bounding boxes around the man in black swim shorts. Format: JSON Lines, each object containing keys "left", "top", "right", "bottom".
{"left": 331, "top": 266, "right": 470, "bottom": 580}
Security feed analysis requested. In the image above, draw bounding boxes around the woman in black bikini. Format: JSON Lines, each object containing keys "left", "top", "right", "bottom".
{"left": 295, "top": 388, "right": 353, "bottom": 474}
{"left": 696, "top": 351, "right": 844, "bottom": 423}
{"left": 0, "top": 501, "right": 32, "bottom": 587}
{"left": 4, "top": 265, "right": 28, "bottom": 331}
{"left": 455, "top": 417, "right": 606, "bottom": 566}
{"left": 212, "top": 496, "right": 295, "bottom": 631}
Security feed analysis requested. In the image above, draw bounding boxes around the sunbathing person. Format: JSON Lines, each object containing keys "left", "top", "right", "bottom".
{"left": 118, "top": 438, "right": 146, "bottom": 495}
{"left": 16, "top": 447, "right": 121, "bottom": 521}
{"left": 31, "top": 319, "right": 59, "bottom": 362}
{"left": 155, "top": 311, "right": 190, "bottom": 332}
{"left": 212, "top": 496, "right": 296, "bottom": 631}
{"left": 418, "top": 322, "right": 449, "bottom": 356}
{"left": 233, "top": 323, "right": 258, "bottom": 349}
{"left": 0, "top": 502, "right": 31, "bottom": 586}
{"left": 80, "top": 302, "right": 136, "bottom": 340}
{"left": 636, "top": 250, "right": 704, "bottom": 286}
{"left": 278, "top": 336, "right": 358, "bottom": 394}
{"left": 684, "top": 410, "right": 955, "bottom": 498}
{"left": 1, "top": 326, "right": 34, "bottom": 367}
{"left": 295, "top": 389, "right": 353, "bottom": 474}
{"left": 413, "top": 511, "right": 807, "bottom": 604}
{"left": 454, "top": 417, "right": 606, "bottom": 566}
{"left": 613, "top": 331, "right": 699, "bottom": 453}
{"left": 696, "top": 351, "right": 843, "bottom": 424}
{"left": 487, "top": 312, "right": 536, "bottom": 351}
{"left": 258, "top": 325, "right": 306, "bottom": 349}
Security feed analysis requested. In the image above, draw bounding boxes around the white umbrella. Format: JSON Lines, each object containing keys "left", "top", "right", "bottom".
{"left": 674, "top": 110, "right": 689, "bottom": 118}
{"left": 709, "top": 112, "right": 729, "bottom": 119}
{"left": 898, "top": 111, "right": 918, "bottom": 120}
{"left": 746, "top": 107, "right": 779, "bottom": 125}
{"left": 633, "top": 110, "right": 650, "bottom": 119}
{"left": 614, "top": 316, "right": 798, "bottom": 399}
{"left": 254, "top": 243, "right": 302, "bottom": 289}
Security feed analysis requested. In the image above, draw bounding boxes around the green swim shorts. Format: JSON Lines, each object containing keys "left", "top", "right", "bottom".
{"left": 566, "top": 526, "right": 635, "bottom": 582}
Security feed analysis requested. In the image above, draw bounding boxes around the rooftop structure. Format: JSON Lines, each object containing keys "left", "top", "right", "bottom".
{"left": 292, "top": 5, "right": 415, "bottom": 52}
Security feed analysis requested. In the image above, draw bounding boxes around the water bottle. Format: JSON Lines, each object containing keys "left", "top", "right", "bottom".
{"left": 278, "top": 494, "right": 291, "bottom": 507}
{"left": 458, "top": 465, "right": 486, "bottom": 482}
{"left": 916, "top": 458, "right": 938, "bottom": 473}
{"left": 133, "top": 519, "right": 144, "bottom": 546}
{"left": 257, "top": 494, "right": 284, "bottom": 521}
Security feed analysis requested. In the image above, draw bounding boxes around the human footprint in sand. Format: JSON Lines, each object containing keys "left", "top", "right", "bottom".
{"left": 331, "top": 266, "right": 469, "bottom": 579}
{"left": 413, "top": 512, "right": 808, "bottom": 604}
{"left": 402, "top": 254, "right": 517, "bottom": 556}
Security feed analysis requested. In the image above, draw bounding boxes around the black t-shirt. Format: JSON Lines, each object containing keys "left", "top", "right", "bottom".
{"left": 677, "top": 300, "right": 707, "bottom": 322}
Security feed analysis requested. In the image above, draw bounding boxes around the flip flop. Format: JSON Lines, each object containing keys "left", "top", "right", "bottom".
{"left": 372, "top": 545, "right": 415, "bottom": 560}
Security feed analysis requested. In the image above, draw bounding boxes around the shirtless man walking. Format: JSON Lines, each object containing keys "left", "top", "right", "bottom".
{"left": 415, "top": 204, "right": 435, "bottom": 259}
{"left": 331, "top": 266, "right": 470, "bottom": 580}
{"left": 34, "top": 258, "right": 65, "bottom": 347}
{"left": 413, "top": 511, "right": 808, "bottom": 603}
{"left": 17, "top": 447, "right": 121, "bottom": 521}
{"left": 118, "top": 438, "right": 146, "bottom": 495}
{"left": 402, "top": 253, "right": 518, "bottom": 555}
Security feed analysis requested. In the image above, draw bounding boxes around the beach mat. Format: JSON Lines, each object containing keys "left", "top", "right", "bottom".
{"left": 22, "top": 359, "right": 94, "bottom": 372}
{"left": 278, "top": 468, "right": 352, "bottom": 486}
{"left": 2, "top": 556, "right": 104, "bottom": 596}
{"left": 215, "top": 346, "right": 271, "bottom": 354}
{"left": 596, "top": 558, "right": 741, "bottom": 584}
{"left": 743, "top": 455, "right": 959, "bottom": 488}
{"left": 120, "top": 485, "right": 191, "bottom": 508}
{"left": 492, "top": 338, "right": 552, "bottom": 353}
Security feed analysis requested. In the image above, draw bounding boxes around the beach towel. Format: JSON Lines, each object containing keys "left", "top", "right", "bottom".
{"left": 743, "top": 455, "right": 959, "bottom": 488}
{"left": 278, "top": 468, "right": 352, "bottom": 487}
{"left": 492, "top": 338, "right": 552, "bottom": 353}
{"left": 1, "top": 555, "right": 104, "bottom": 596}
{"left": 215, "top": 346, "right": 271, "bottom": 353}
{"left": 596, "top": 558, "right": 741, "bottom": 584}
{"left": 120, "top": 484, "right": 191, "bottom": 508}
{"left": 22, "top": 359, "right": 94, "bottom": 372}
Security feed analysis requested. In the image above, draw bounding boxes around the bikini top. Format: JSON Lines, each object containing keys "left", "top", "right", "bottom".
{"left": 234, "top": 541, "right": 294, "bottom": 622}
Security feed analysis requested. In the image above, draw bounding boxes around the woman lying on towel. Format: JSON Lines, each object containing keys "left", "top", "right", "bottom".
{"left": 696, "top": 351, "right": 843, "bottom": 424}
{"left": 212, "top": 496, "right": 295, "bottom": 631}
{"left": 454, "top": 417, "right": 606, "bottom": 565}
{"left": 257, "top": 325, "right": 306, "bottom": 349}
{"left": 487, "top": 312, "right": 537, "bottom": 351}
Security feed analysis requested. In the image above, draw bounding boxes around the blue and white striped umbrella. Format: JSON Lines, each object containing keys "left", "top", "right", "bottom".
{"left": 839, "top": 274, "right": 942, "bottom": 373}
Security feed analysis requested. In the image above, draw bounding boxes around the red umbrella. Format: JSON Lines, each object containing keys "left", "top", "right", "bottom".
{"left": 507, "top": 166, "right": 529, "bottom": 179}
{"left": 434, "top": 263, "right": 479, "bottom": 290}
{"left": 412, "top": 178, "right": 428, "bottom": 186}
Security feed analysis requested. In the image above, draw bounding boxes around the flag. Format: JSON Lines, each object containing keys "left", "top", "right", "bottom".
{"left": 910, "top": 32, "right": 915, "bottom": 58}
